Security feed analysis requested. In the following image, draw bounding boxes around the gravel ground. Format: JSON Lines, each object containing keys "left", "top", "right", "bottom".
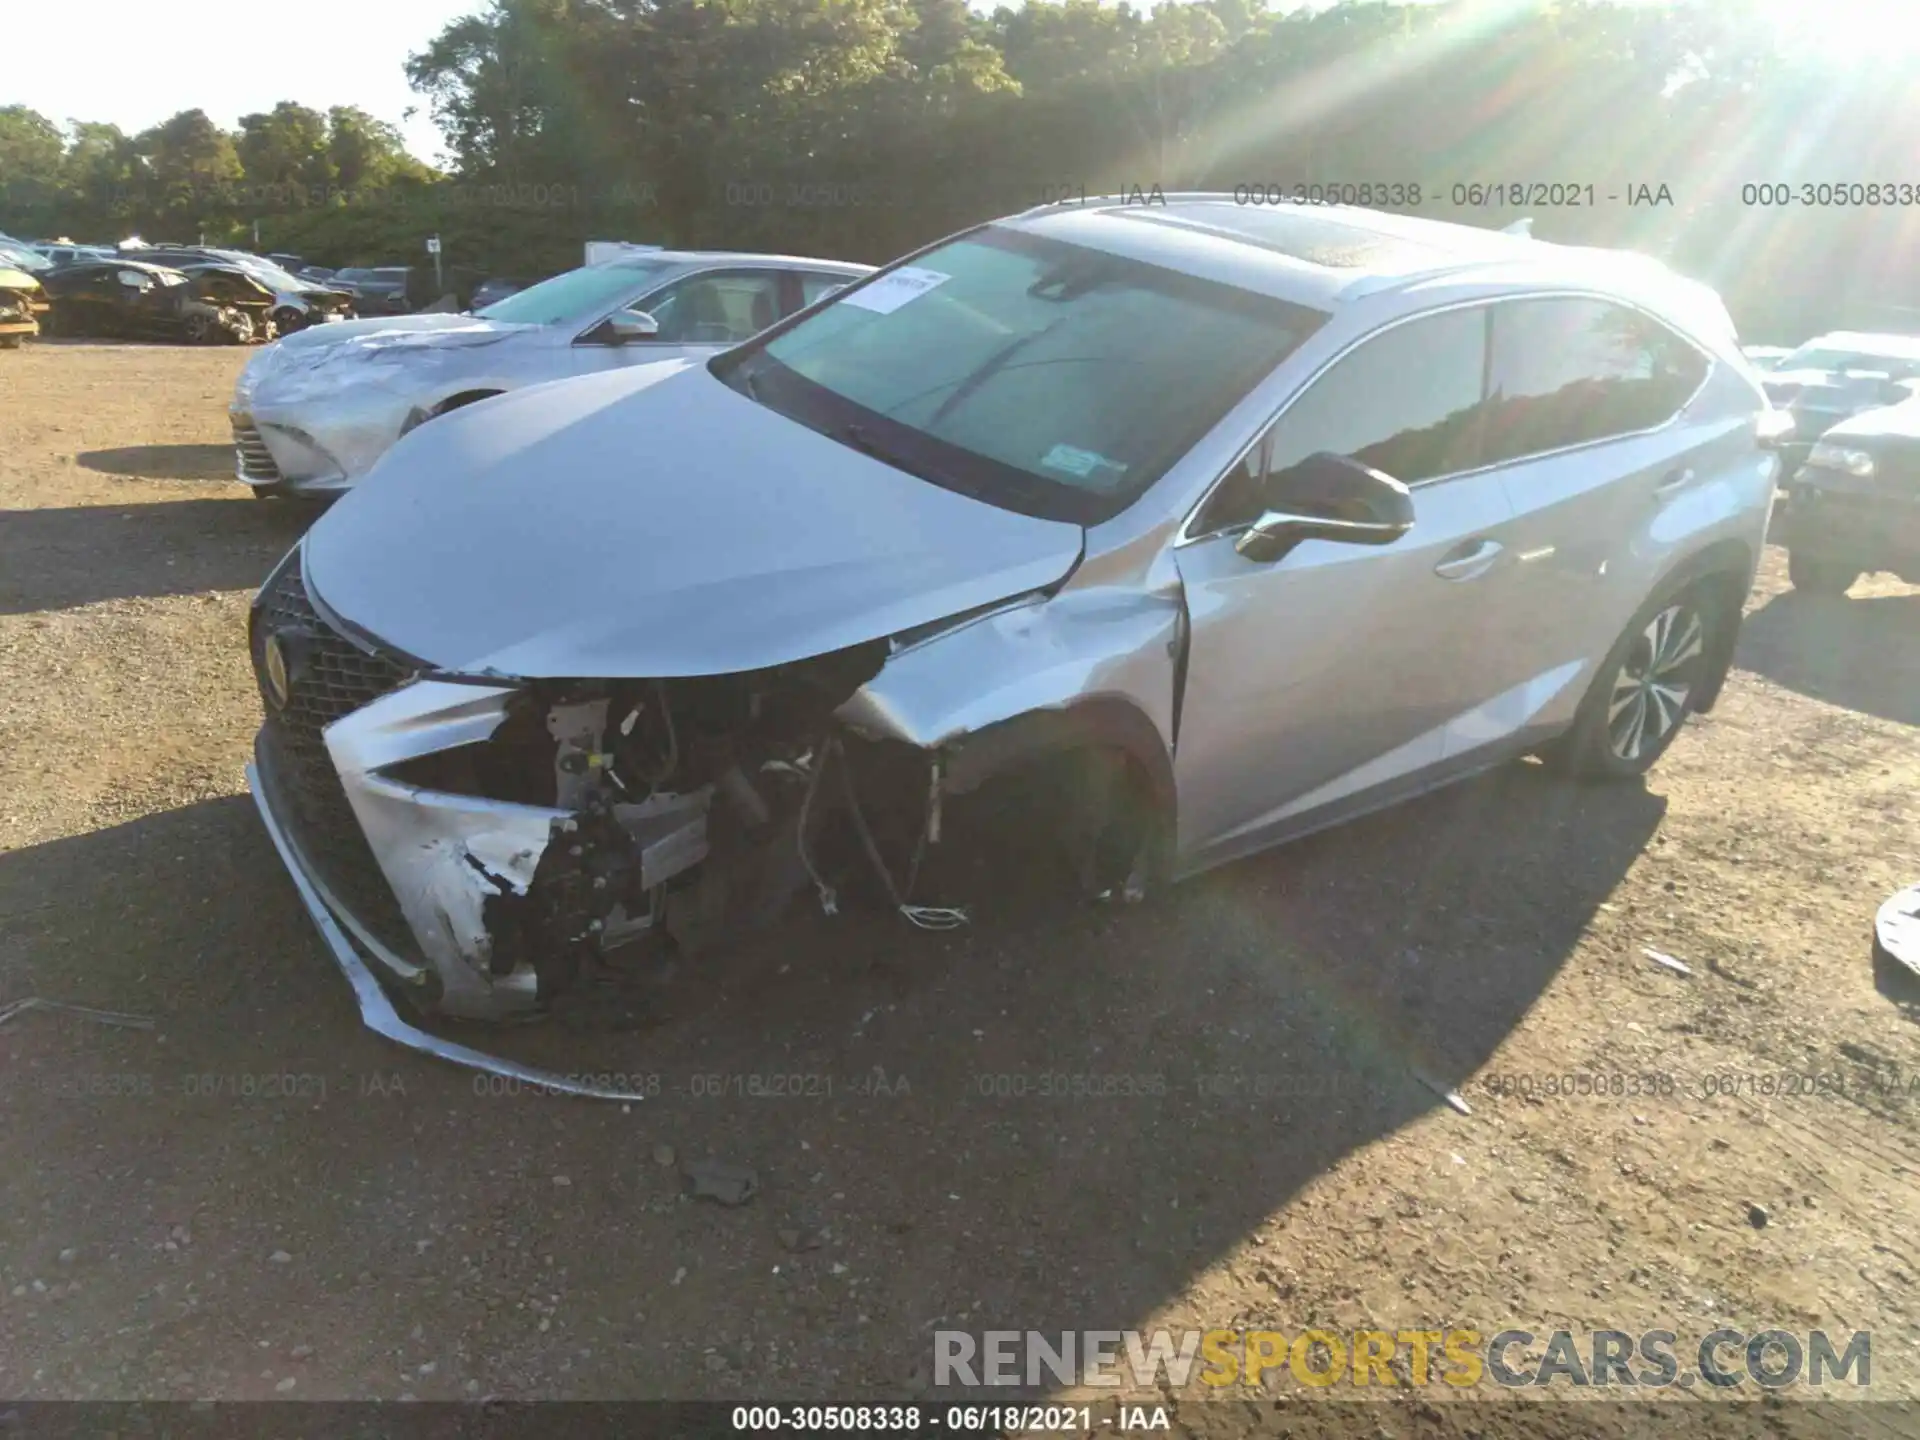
{"left": 1, "top": 342, "right": 1917, "bottom": 1435}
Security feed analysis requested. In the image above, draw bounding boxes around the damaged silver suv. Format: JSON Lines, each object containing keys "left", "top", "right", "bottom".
{"left": 248, "top": 197, "right": 1778, "bottom": 1089}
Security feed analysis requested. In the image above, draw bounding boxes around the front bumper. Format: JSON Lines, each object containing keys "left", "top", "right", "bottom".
{"left": 247, "top": 750, "right": 651, "bottom": 1102}
{"left": 230, "top": 386, "right": 410, "bottom": 495}
{"left": 1776, "top": 472, "right": 1920, "bottom": 573}
{"left": 248, "top": 550, "right": 562, "bottom": 1020}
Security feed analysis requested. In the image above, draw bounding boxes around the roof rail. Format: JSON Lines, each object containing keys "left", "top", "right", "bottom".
{"left": 1334, "top": 257, "right": 1524, "bottom": 303}
{"left": 1009, "top": 190, "right": 1251, "bottom": 219}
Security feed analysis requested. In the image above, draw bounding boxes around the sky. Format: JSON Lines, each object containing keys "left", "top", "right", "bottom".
{"left": 5, "top": 0, "right": 1911, "bottom": 166}
{"left": 9, "top": 0, "right": 488, "bottom": 165}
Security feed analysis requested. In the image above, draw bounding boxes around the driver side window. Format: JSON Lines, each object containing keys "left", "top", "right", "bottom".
{"left": 1197, "top": 306, "right": 1490, "bottom": 534}
{"left": 632, "top": 271, "right": 782, "bottom": 344}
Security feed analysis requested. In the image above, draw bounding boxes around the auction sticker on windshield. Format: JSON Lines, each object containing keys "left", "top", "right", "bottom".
{"left": 842, "top": 267, "right": 950, "bottom": 314}
{"left": 1041, "top": 443, "right": 1130, "bottom": 485}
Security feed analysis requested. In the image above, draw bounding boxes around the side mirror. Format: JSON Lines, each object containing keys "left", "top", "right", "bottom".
{"left": 1234, "top": 452, "right": 1415, "bottom": 564}
{"left": 599, "top": 310, "right": 659, "bottom": 345}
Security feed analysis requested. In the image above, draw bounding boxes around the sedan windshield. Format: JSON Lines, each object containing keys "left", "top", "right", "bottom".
{"left": 715, "top": 226, "right": 1328, "bottom": 524}
{"left": 474, "top": 261, "right": 674, "bottom": 326}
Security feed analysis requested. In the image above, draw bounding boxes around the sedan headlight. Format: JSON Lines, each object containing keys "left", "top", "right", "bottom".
{"left": 1807, "top": 442, "right": 1876, "bottom": 477}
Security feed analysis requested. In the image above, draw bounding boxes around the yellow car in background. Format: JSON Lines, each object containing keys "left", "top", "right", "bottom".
{"left": 0, "top": 265, "right": 46, "bottom": 348}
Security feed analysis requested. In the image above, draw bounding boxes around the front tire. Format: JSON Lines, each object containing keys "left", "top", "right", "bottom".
{"left": 1547, "top": 582, "right": 1721, "bottom": 780}
{"left": 1787, "top": 551, "right": 1859, "bottom": 597}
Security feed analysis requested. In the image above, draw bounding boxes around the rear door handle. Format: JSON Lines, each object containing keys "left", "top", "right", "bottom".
{"left": 1433, "top": 538, "right": 1505, "bottom": 581}
{"left": 1654, "top": 466, "right": 1695, "bottom": 497}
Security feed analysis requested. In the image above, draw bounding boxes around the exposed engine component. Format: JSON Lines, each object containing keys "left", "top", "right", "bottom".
{"left": 434, "top": 645, "right": 937, "bottom": 990}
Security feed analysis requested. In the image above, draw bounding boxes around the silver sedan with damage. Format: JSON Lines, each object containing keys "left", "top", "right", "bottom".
{"left": 246, "top": 196, "right": 1783, "bottom": 1096}
{"left": 228, "top": 249, "right": 873, "bottom": 497}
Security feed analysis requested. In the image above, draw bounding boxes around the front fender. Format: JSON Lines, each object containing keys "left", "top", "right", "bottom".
{"left": 835, "top": 587, "right": 1182, "bottom": 810}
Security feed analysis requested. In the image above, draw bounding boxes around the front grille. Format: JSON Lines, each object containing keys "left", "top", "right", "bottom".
{"left": 231, "top": 414, "right": 282, "bottom": 483}
{"left": 252, "top": 552, "right": 420, "bottom": 959}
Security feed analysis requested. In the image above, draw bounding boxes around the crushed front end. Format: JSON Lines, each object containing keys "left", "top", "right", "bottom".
{"left": 0, "top": 269, "right": 45, "bottom": 346}
{"left": 246, "top": 543, "right": 912, "bottom": 1034}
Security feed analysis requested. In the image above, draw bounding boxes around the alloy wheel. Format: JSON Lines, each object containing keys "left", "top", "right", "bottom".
{"left": 1606, "top": 601, "right": 1705, "bottom": 762}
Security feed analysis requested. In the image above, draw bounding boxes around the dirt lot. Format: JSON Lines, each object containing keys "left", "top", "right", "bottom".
{"left": 1, "top": 342, "right": 1917, "bottom": 1435}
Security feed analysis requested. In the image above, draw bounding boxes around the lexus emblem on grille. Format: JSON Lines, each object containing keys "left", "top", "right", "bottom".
{"left": 263, "top": 633, "right": 293, "bottom": 710}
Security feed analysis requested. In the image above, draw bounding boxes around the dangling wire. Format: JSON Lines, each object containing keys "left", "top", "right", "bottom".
{"left": 832, "top": 737, "right": 968, "bottom": 931}
{"left": 795, "top": 744, "right": 838, "bottom": 916}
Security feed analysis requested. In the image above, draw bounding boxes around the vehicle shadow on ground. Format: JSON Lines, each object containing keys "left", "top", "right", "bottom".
{"left": 0, "top": 768, "right": 1661, "bottom": 1396}
{"left": 78, "top": 445, "right": 235, "bottom": 482}
{"left": 0, "top": 499, "right": 312, "bottom": 615}
{"left": 1736, "top": 588, "right": 1920, "bottom": 728}
{"left": 405, "top": 760, "right": 1664, "bottom": 1393}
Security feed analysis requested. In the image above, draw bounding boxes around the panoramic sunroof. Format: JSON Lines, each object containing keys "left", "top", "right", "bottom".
{"left": 1115, "top": 202, "right": 1461, "bottom": 270}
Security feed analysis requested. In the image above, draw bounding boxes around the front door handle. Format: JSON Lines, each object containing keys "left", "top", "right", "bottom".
{"left": 1433, "top": 538, "right": 1504, "bottom": 581}
{"left": 1654, "top": 465, "right": 1695, "bottom": 497}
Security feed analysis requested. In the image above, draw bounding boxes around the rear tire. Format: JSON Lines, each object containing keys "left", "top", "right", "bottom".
{"left": 1545, "top": 580, "right": 1722, "bottom": 781}
{"left": 1787, "top": 551, "right": 1859, "bottom": 597}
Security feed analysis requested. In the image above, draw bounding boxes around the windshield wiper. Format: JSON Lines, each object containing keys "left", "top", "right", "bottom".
{"left": 922, "top": 317, "right": 1068, "bottom": 432}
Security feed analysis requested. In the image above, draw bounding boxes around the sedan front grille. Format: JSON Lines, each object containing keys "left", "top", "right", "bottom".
{"left": 251, "top": 552, "right": 420, "bottom": 959}
{"left": 231, "top": 414, "right": 282, "bottom": 483}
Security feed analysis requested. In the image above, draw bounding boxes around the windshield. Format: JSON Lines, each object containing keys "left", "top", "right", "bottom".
{"left": 714, "top": 226, "right": 1328, "bottom": 524}
{"left": 238, "top": 262, "right": 307, "bottom": 291}
{"left": 475, "top": 261, "right": 674, "bottom": 326}
{"left": 0, "top": 243, "right": 50, "bottom": 272}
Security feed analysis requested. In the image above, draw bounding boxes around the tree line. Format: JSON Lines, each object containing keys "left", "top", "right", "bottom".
{"left": 2, "top": 0, "right": 1916, "bottom": 340}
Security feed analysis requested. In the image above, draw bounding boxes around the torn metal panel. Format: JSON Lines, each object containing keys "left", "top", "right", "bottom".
{"left": 323, "top": 679, "right": 566, "bottom": 1019}
{"left": 836, "top": 583, "right": 1182, "bottom": 764}
{"left": 247, "top": 760, "right": 652, "bottom": 1102}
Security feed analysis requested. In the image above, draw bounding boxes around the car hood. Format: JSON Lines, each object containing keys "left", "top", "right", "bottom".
{"left": 1825, "top": 396, "right": 1920, "bottom": 442}
{"left": 240, "top": 313, "right": 537, "bottom": 403}
{"left": 302, "top": 362, "right": 1086, "bottom": 679}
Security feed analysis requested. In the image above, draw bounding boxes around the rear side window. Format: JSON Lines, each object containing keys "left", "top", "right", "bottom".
{"left": 1482, "top": 299, "right": 1708, "bottom": 465}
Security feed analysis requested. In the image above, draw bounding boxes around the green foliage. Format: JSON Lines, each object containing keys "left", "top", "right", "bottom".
{"left": 0, "top": 0, "right": 1914, "bottom": 339}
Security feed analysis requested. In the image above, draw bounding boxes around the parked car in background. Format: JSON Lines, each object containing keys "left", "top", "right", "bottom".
{"left": 1762, "top": 330, "right": 1920, "bottom": 469}
{"left": 468, "top": 275, "right": 534, "bottom": 310}
{"left": 173, "top": 258, "right": 355, "bottom": 334}
{"left": 1773, "top": 378, "right": 1920, "bottom": 595}
{"left": 34, "top": 243, "right": 117, "bottom": 267}
{"left": 297, "top": 265, "right": 336, "bottom": 284}
{"left": 1742, "top": 344, "right": 1792, "bottom": 370}
{"left": 328, "top": 267, "right": 415, "bottom": 315}
{"left": 0, "top": 263, "right": 47, "bottom": 347}
{"left": 41, "top": 260, "right": 276, "bottom": 343}
{"left": 231, "top": 249, "right": 873, "bottom": 497}
{"left": 0, "top": 240, "right": 54, "bottom": 280}
{"left": 243, "top": 198, "right": 1774, "bottom": 1064}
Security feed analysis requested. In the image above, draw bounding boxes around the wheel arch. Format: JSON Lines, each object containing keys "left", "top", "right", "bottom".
{"left": 938, "top": 696, "right": 1177, "bottom": 817}
{"left": 433, "top": 388, "right": 506, "bottom": 417}
{"left": 933, "top": 696, "right": 1179, "bottom": 887}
